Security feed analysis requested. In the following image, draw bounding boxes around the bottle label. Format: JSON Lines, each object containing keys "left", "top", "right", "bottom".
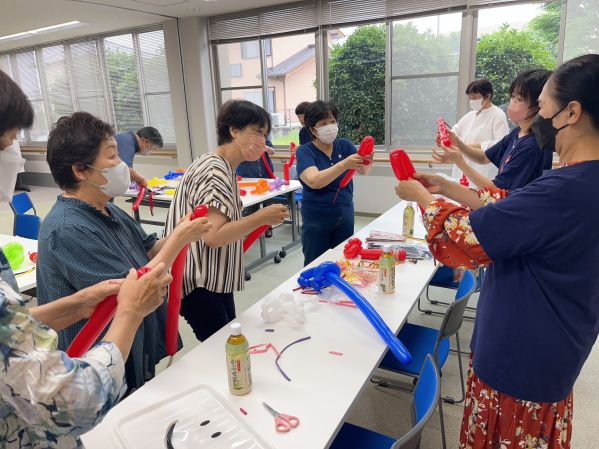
{"left": 378, "top": 256, "right": 396, "bottom": 293}
{"left": 227, "top": 352, "right": 252, "bottom": 394}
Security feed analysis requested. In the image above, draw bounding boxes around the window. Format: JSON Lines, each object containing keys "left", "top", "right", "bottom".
{"left": 391, "top": 13, "right": 462, "bottom": 147}
{"left": 329, "top": 25, "right": 387, "bottom": 145}
{"left": 563, "top": 0, "right": 599, "bottom": 60}
{"left": 241, "top": 41, "right": 260, "bottom": 59}
{"left": 476, "top": 3, "right": 560, "bottom": 108}
{"left": 230, "top": 63, "right": 242, "bottom": 77}
{"left": 0, "top": 27, "right": 176, "bottom": 146}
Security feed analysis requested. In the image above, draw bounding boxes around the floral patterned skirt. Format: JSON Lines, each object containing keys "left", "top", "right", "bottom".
{"left": 460, "top": 357, "right": 573, "bottom": 449}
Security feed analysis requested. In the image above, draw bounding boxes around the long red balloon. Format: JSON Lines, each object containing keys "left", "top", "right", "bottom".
{"left": 243, "top": 225, "right": 270, "bottom": 253}
{"left": 390, "top": 149, "right": 425, "bottom": 215}
{"left": 166, "top": 204, "right": 209, "bottom": 356}
{"left": 261, "top": 152, "right": 276, "bottom": 179}
{"left": 66, "top": 267, "right": 150, "bottom": 358}
{"left": 132, "top": 186, "right": 147, "bottom": 214}
{"left": 288, "top": 142, "right": 297, "bottom": 166}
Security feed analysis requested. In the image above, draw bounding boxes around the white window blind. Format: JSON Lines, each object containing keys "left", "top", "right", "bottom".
{"left": 0, "top": 26, "right": 176, "bottom": 146}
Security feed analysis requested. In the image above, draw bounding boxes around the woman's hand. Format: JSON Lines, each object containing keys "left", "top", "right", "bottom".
{"left": 117, "top": 263, "right": 172, "bottom": 319}
{"left": 174, "top": 214, "right": 213, "bottom": 244}
{"left": 432, "top": 145, "right": 463, "bottom": 165}
{"left": 340, "top": 154, "right": 366, "bottom": 170}
{"left": 413, "top": 172, "right": 447, "bottom": 195}
{"left": 257, "top": 204, "right": 290, "bottom": 226}
{"left": 395, "top": 180, "right": 431, "bottom": 202}
{"left": 75, "top": 279, "right": 124, "bottom": 320}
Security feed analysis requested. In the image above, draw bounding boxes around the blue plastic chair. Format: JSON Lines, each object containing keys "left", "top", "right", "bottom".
{"left": 330, "top": 355, "right": 441, "bottom": 449}
{"left": 9, "top": 192, "right": 36, "bottom": 215}
{"left": 419, "top": 266, "right": 484, "bottom": 320}
{"left": 373, "top": 270, "right": 476, "bottom": 449}
{"left": 14, "top": 213, "right": 41, "bottom": 240}
{"left": 9, "top": 192, "right": 41, "bottom": 240}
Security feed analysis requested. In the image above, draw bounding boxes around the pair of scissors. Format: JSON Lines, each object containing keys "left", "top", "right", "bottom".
{"left": 263, "top": 402, "right": 300, "bottom": 433}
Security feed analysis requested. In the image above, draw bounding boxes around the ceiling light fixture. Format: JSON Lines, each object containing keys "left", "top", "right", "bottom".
{"left": 0, "top": 21, "right": 83, "bottom": 42}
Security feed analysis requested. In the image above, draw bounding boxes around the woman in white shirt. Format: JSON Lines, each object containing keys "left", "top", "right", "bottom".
{"left": 450, "top": 79, "right": 509, "bottom": 179}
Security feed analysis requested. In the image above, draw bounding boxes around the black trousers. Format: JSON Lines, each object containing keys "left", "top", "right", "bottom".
{"left": 180, "top": 287, "right": 236, "bottom": 342}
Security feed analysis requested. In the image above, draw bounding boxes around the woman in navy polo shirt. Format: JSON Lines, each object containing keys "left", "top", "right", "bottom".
{"left": 296, "top": 101, "right": 373, "bottom": 265}
{"left": 396, "top": 54, "right": 599, "bottom": 449}
{"left": 434, "top": 69, "right": 553, "bottom": 190}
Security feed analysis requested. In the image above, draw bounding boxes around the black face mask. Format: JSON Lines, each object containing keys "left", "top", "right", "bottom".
{"left": 531, "top": 105, "right": 569, "bottom": 152}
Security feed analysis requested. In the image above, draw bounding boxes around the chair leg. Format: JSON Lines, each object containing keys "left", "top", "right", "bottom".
{"left": 443, "top": 332, "right": 467, "bottom": 405}
{"left": 369, "top": 374, "right": 416, "bottom": 393}
{"left": 438, "top": 394, "right": 448, "bottom": 449}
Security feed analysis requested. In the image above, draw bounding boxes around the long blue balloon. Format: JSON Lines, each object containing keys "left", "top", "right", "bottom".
{"left": 298, "top": 262, "right": 412, "bottom": 364}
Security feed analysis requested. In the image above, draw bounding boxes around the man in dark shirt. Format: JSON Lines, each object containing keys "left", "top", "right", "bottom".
{"left": 115, "top": 127, "right": 163, "bottom": 187}
{"left": 295, "top": 101, "right": 312, "bottom": 145}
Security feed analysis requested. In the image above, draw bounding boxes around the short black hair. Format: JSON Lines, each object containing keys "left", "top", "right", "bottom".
{"left": 137, "top": 126, "right": 163, "bottom": 148}
{"left": 47, "top": 112, "right": 115, "bottom": 191}
{"left": 0, "top": 70, "right": 33, "bottom": 137}
{"left": 216, "top": 100, "right": 271, "bottom": 146}
{"left": 304, "top": 101, "right": 339, "bottom": 137}
{"left": 551, "top": 54, "right": 599, "bottom": 131}
{"left": 509, "top": 68, "right": 552, "bottom": 111}
{"left": 466, "top": 78, "right": 493, "bottom": 99}
{"left": 295, "top": 101, "right": 311, "bottom": 116}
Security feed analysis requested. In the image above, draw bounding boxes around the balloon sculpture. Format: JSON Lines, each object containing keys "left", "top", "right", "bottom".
{"left": 132, "top": 186, "right": 154, "bottom": 216}
{"left": 343, "top": 238, "right": 406, "bottom": 261}
{"left": 284, "top": 142, "right": 297, "bottom": 183}
{"left": 333, "top": 136, "right": 374, "bottom": 204}
{"left": 298, "top": 262, "right": 412, "bottom": 364}
{"left": 66, "top": 266, "right": 152, "bottom": 358}
{"left": 437, "top": 118, "right": 452, "bottom": 148}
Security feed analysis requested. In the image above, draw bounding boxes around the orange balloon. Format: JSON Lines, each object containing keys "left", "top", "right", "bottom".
{"left": 251, "top": 179, "right": 270, "bottom": 194}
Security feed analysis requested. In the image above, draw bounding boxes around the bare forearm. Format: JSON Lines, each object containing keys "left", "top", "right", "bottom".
{"left": 455, "top": 159, "right": 497, "bottom": 189}
{"left": 301, "top": 164, "right": 348, "bottom": 189}
{"left": 357, "top": 163, "right": 373, "bottom": 176}
{"left": 458, "top": 142, "right": 488, "bottom": 165}
{"left": 442, "top": 181, "right": 485, "bottom": 210}
{"left": 130, "top": 168, "right": 145, "bottom": 184}
{"left": 147, "top": 231, "right": 186, "bottom": 270}
{"left": 30, "top": 295, "right": 83, "bottom": 331}
{"left": 102, "top": 310, "right": 144, "bottom": 360}
{"left": 204, "top": 213, "right": 262, "bottom": 248}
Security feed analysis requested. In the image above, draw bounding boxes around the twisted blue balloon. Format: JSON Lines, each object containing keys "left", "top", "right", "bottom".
{"left": 298, "top": 262, "right": 412, "bottom": 364}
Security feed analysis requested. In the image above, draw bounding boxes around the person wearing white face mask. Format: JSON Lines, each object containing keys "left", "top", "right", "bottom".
{"left": 296, "top": 100, "right": 373, "bottom": 265}
{"left": 114, "top": 126, "right": 163, "bottom": 188}
{"left": 444, "top": 79, "right": 509, "bottom": 180}
{"left": 163, "top": 100, "right": 289, "bottom": 342}
{"left": 432, "top": 69, "right": 553, "bottom": 191}
{"left": 36, "top": 112, "right": 213, "bottom": 394}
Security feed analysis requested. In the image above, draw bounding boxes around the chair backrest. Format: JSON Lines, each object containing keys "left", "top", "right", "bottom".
{"left": 437, "top": 270, "right": 476, "bottom": 344}
{"left": 14, "top": 213, "right": 41, "bottom": 240}
{"left": 392, "top": 355, "right": 440, "bottom": 449}
{"left": 9, "top": 192, "right": 36, "bottom": 215}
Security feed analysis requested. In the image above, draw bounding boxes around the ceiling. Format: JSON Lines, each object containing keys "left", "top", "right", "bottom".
{"left": 0, "top": 0, "right": 299, "bottom": 52}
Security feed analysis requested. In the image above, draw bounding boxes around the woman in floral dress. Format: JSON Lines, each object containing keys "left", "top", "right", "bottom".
{"left": 395, "top": 54, "right": 599, "bottom": 449}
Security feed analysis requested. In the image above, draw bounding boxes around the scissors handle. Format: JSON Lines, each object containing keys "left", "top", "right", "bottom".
{"left": 280, "top": 414, "right": 300, "bottom": 429}
{"left": 274, "top": 416, "right": 291, "bottom": 433}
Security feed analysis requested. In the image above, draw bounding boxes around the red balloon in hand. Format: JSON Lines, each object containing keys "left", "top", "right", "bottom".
{"left": 191, "top": 204, "right": 208, "bottom": 220}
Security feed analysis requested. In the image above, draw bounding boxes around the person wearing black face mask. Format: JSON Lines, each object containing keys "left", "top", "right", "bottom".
{"left": 531, "top": 104, "right": 570, "bottom": 152}
{"left": 394, "top": 54, "right": 599, "bottom": 449}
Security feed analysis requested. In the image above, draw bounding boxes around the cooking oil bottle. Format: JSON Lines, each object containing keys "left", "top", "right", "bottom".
{"left": 226, "top": 323, "right": 252, "bottom": 395}
{"left": 378, "top": 245, "right": 396, "bottom": 294}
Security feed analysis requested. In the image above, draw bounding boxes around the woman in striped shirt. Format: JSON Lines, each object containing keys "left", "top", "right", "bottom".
{"left": 164, "top": 100, "right": 289, "bottom": 342}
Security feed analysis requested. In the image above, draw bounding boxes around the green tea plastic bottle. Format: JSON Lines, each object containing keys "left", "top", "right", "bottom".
{"left": 226, "top": 323, "right": 252, "bottom": 395}
{"left": 378, "top": 245, "right": 396, "bottom": 294}
{"left": 403, "top": 202, "right": 415, "bottom": 238}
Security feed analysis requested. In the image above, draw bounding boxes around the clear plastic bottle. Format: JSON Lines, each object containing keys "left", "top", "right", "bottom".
{"left": 226, "top": 323, "right": 252, "bottom": 395}
{"left": 403, "top": 202, "right": 415, "bottom": 238}
{"left": 378, "top": 245, "right": 396, "bottom": 294}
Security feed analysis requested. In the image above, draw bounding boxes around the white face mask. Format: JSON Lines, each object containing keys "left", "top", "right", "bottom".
{"left": 87, "top": 161, "right": 131, "bottom": 198}
{"left": 316, "top": 123, "right": 338, "bottom": 144}
{"left": 0, "top": 140, "right": 26, "bottom": 204}
{"left": 469, "top": 98, "right": 484, "bottom": 111}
